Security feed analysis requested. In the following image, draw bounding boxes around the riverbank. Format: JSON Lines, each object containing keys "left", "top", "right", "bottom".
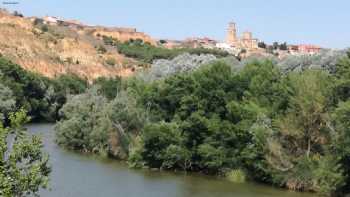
{"left": 27, "top": 123, "right": 316, "bottom": 197}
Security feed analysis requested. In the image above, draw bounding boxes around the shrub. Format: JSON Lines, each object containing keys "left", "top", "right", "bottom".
{"left": 105, "top": 57, "right": 116, "bottom": 66}
{"left": 139, "top": 122, "right": 184, "bottom": 168}
{"left": 55, "top": 88, "right": 110, "bottom": 153}
{"left": 0, "top": 83, "right": 16, "bottom": 121}
{"left": 55, "top": 88, "right": 146, "bottom": 159}
{"left": 226, "top": 169, "right": 246, "bottom": 183}
{"left": 65, "top": 57, "right": 73, "bottom": 64}
{"left": 33, "top": 18, "right": 44, "bottom": 26}
{"left": 97, "top": 45, "right": 107, "bottom": 54}
{"left": 40, "top": 24, "right": 49, "bottom": 32}
{"left": 13, "top": 11, "right": 23, "bottom": 17}
{"left": 93, "top": 76, "right": 121, "bottom": 100}
{"left": 102, "top": 35, "right": 115, "bottom": 46}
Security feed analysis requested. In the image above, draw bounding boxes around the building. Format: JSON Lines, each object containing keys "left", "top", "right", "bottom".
{"left": 287, "top": 45, "right": 299, "bottom": 54}
{"left": 160, "top": 39, "right": 183, "bottom": 49}
{"left": 226, "top": 22, "right": 238, "bottom": 44}
{"left": 216, "top": 42, "right": 238, "bottom": 54}
{"left": 43, "top": 16, "right": 60, "bottom": 25}
{"left": 298, "top": 44, "right": 322, "bottom": 54}
{"left": 226, "top": 21, "right": 259, "bottom": 50}
{"left": 184, "top": 37, "right": 217, "bottom": 49}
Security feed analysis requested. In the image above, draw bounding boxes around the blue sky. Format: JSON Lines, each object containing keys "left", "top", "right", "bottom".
{"left": 2, "top": 0, "right": 350, "bottom": 48}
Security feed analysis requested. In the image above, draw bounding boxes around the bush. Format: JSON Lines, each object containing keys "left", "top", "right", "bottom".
{"left": 40, "top": 24, "right": 49, "bottom": 32}
{"left": 56, "top": 88, "right": 146, "bottom": 159}
{"left": 55, "top": 89, "right": 109, "bottom": 153}
{"left": 105, "top": 57, "right": 116, "bottom": 66}
{"left": 93, "top": 76, "right": 121, "bottom": 100}
{"left": 138, "top": 122, "right": 184, "bottom": 168}
{"left": 13, "top": 11, "right": 23, "bottom": 17}
{"left": 0, "top": 83, "right": 16, "bottom": 121}
{"left": 226, "top": 169, "right": 246, "bottom": 183}
{"left": 55, "top": 74, "right": 88, "bottom": 95}
{"left": 33, "top": 18, "right": 44, "bottom": 26}
{"left": 97, "top": 45, "right": 107, "bottom": 54}
{"left": 65, "top": 57, "right": 73, "bottom": 64}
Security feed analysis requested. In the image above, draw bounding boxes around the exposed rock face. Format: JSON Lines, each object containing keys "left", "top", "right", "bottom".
{"left": 0, "top": 10, "right": 143, "bottom": 80}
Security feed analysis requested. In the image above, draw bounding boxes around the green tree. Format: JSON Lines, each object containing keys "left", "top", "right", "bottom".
{"left": 273, "top": 42, "right": 279, "bottom": 50}
{"left": 334, "top": 50, "right": 350, "bottom": 101}
{"left": 0, "top": 109, "right": 51, "bottom": 196}
{"left": 333, "top": 100, "right": 350, "bottom": 192}
{"left": 40, "top": 24, "right": 48, "bottom": 32}
{"left": 258, "top": 42, "right": 266, "bottom": 49}
{"left": 96, "top": 45, "right": 107, "bottom": 54}
{"left": 93, "top": 76, "right": 122, "bottom": 100}
{"left": 55, "top": 88, "right": 109, "bottom": 153}
{"left": 54, "top": 74, "right": 88, "bottom": 95}
{"left": 56, "top": 88, "right": 146, "bottom": 159}
{"left": 105, "top": 58, "right": 116, "bottom": 66}
{"left": 138, "top": 122, "right": 185, "bottom": 168}
{"left": 0, "top": 83, "right": 16, "bottom": 121}
{"left": 275, "top": 71, "right": 333, "bottom": 158}
{"left": 263, "top": 71, "right": 344, "bottom": 194}
{"left": 0, "top": 57, "right": 51, "bottom": 121}
{"left": 279, "top": 42, "right": 288, "bottom": 50}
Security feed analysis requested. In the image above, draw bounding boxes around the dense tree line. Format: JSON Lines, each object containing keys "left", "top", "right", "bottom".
{"left": 55, "top": 50, "right": 350, "bottom": 195}
{"left": 0, "top": 57, "right": 126, "bottom": 196}
{"left": 0, "top": 57, "right": 90, "bottom": 122}
{"left": 0, "top": 37, "right": 347, "bottom": 196}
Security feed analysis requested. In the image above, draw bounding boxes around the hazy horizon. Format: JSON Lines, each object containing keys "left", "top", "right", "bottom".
{"left": 2, "top": 0, "right": 350, "bottom": 49}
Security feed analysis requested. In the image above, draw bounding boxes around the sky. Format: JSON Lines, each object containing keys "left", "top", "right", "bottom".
{"left": 1, "top": 0, "right": 350, "bottom": 49}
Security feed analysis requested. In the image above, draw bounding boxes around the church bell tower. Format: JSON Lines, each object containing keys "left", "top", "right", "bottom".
{"left": 226, "top": 22, "right": 237, "bottom": 45}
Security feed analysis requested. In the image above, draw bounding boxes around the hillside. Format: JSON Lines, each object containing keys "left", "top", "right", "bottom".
{"left": 0, "top": 9, "right": 150, "bottom": 80}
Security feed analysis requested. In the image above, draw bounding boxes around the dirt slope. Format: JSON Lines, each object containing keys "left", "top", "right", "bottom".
{"left": 0, "top": 10, "right": 143, "bottom": 80}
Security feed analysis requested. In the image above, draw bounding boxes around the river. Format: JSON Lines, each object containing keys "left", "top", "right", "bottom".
{"left": 26, "top": 123, "right": 316, "bottom": 197}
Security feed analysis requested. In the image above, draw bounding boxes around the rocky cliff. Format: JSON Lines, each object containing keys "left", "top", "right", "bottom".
{"left": 0, "top": 9, "right": 154, "bottom": 80}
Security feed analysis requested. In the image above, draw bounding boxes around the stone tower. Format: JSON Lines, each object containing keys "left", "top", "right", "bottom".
{"left": 226, "top": 22, "right": 237, "bottom": 45}
{"left": 242, "top": 31, "right": 253, "bottom": 40}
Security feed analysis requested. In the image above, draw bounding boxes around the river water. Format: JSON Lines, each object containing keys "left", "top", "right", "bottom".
{"left": 26, "top": 124, "right": 316, "bottom": 197}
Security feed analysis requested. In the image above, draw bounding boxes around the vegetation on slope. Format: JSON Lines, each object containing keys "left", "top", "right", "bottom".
{"left": 0, "top": 12, "right": 136, "bottom": 80}
{"left": 103, "top": 36, "right": 229, "bottom": 64}
{"left": 0, "top": 57, "right": 90, "bottom": 122}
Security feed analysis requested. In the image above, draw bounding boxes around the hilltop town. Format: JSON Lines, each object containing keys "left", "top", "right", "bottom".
{"left": 0, "top": 9, "right": 322, "bottom": 80}
{"left": 160, "top": 21, "right": 322, "bottom": 58}
{"left": 26, "top": 11, "right": 323, "bottom": 58}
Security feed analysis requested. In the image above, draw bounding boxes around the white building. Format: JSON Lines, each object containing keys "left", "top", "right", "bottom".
{"left": 43, "top": 16, "right": 60, "bottom": 24}
{"left": 216, "top": 42, "right": 239, "bottom": 54}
